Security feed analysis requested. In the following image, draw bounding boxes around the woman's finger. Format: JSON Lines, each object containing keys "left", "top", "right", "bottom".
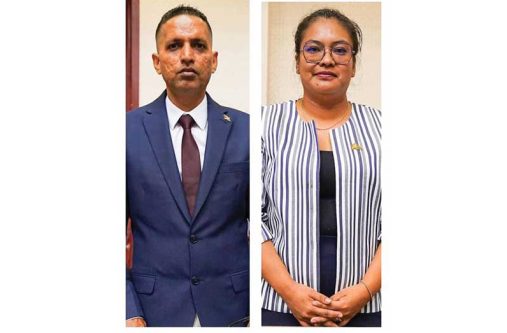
{"left": 309, "top": 290, "right": 332, "bottom": 305}
{"left": 312, "top": 307, "right": 343, "bottom": 320}
{"left": 312, "top": 299, "right": 347, "bottom": 314}
{"left": 322, "top": 320, "right": 339, "bottom": 327}
{"left": 310, "top": 316, "right": 327, "bottom": 325}
{"left": 311, "top": 300, "right": 329, "bottom": 308}
{"left": 311, "top": 316, "right": 340, "bottom": 327}
{"left": 297, "top": 318, "right": 311, "bottom": 327}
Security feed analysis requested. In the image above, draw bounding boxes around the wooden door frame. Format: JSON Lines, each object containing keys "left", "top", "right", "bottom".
{"left": 126, "top": 0, "right": 139, "bottom": 268}
{"left": 126, "top": 0, "right": 139, "bottom": 112}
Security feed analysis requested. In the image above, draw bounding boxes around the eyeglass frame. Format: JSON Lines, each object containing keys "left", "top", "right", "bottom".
{"left": 299, "top": 40, "right": 356, "bottom": 65}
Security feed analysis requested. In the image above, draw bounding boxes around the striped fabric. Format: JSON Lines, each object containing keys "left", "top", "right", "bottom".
{"left": 261, "top": 100, "right": 381, "bottom": 313}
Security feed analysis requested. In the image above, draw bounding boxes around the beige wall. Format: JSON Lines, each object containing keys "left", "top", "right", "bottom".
{"left": 264, "top": 2, "right": 381, "bottom": 109}
{"left": 139, "top": 0, "right": 249, "bottom": 112}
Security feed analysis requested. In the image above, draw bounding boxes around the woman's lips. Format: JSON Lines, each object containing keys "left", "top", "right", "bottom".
{"left": 314, "top": 71, "right": 337, "bottom": 79}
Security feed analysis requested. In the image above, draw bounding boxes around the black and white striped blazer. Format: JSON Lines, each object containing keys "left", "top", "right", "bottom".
{"left": 261, "top": 100, "right": 381, "bottom": 313}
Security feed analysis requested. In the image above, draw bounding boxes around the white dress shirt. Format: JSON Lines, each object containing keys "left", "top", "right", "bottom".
{"left": 166, "top": 96, "right": 207, "bottom": 326}
{"left": 165, "top": 95, "right": 208, "bottom": 176}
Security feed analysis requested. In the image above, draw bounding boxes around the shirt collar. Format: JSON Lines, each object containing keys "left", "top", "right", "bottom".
{"left": 165, "top": 95, "right": 208, "bottom": 130}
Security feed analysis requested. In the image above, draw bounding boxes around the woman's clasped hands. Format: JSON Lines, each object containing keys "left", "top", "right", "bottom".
{"left": 283, "top": 282, "right": 343, "bottom": 327}
{"left": 309, "top": 283, "right": 372, "bottom": 327}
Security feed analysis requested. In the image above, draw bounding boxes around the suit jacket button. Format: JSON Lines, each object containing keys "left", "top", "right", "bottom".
{"left": 191, "top": 276, "right": 200, "bottom": 285}
{"left": 190, "top": 235, "right": 198, "bottom": 244}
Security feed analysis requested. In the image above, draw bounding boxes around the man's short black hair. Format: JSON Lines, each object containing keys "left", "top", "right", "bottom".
{"left": 155, "top": 5, "right": 213, "bottom": 42}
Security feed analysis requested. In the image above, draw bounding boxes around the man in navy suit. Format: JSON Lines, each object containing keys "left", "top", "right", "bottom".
{"left": 126, "top": 6, "right": 249, "bottom": 327}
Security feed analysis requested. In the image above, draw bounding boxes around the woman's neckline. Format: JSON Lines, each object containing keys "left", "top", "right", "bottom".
{"left": 292, "top": 99, "right": 354, "bottom": 130}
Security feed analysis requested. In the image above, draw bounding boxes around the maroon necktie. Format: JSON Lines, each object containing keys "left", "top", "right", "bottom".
{"left": 178, "top": 114, "right": 201, "bottom": 216}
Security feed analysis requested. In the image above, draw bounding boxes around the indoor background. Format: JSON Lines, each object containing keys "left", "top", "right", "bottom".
{"left": 263, "top": 2, "right": 381, "bottom": 109}
{"left": 139, "top": 0, "right": 249, "bottom": 112}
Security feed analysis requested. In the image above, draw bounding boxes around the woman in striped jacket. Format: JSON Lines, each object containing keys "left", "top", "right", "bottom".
{"left": 261, "top": 8, "right": 381, "bottom": 327}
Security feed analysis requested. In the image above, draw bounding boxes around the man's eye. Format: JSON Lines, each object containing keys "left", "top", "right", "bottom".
{"left": 193, "top": 42, "right": 207, "bottom": 50}
{"left": 167, "top": 43, "right": 180, "bottom": 51}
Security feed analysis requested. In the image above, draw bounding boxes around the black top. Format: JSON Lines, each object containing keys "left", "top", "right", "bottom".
{"left": 319, "top": 151, "right": 337, "bottom": 236}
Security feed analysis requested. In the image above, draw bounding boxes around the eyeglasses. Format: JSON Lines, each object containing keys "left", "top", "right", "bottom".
{"left": 301, "top": 41, "right": 355, "bottom": 65}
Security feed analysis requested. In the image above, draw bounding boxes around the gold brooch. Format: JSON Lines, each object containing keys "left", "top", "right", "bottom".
{"left": 223, "top": 114, "right": 231, "bottom": 122}
{"left": 351, "top": 143, "right": 362, "bottom": 151}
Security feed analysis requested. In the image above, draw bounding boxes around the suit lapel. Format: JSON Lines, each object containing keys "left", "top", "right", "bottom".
{"left": 142, "top": 92, "right": 192, "bottom": 223}
{"left": 192, "top": 95, "right": 232, "bottom": 220}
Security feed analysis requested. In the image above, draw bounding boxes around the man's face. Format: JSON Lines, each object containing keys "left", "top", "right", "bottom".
{"left": 152, "top": 14, "right": 217, "bottom": 98}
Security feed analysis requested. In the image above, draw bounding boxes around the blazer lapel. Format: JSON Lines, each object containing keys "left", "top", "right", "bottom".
{"left": 192, "top": 95, "right": 232, "bottom": 220}
{"left": 142, "top": 92, "right": 192, "bottom": 223}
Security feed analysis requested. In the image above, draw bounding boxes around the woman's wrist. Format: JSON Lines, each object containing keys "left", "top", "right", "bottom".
{"left": 358, "top": 280, "right": 373, "bottom": 302}
{"left": 277, "top": 278, "right": 298, "bottom": 301}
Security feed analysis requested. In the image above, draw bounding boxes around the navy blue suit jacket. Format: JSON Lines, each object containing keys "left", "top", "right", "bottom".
{"left": 126, "top": 91, "right": 249, "bottom": 326}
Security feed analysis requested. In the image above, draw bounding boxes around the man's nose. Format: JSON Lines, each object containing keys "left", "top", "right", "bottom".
{"left": 180, "top": 44, "right": 194, "bottom": 64}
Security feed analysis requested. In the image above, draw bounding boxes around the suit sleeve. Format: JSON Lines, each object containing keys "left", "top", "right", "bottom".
{"left": 246, "top": 178, "right": 250, "bottom": 238}
{"left": 126, "top": 194, "right": 144, "bottom": 320}
{"left": 126, "top": 270, "right": 144, "bottom": 319}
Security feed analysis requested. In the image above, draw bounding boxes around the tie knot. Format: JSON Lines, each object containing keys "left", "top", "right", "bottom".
{"left": 178, "top": 114, "right": 195, "bottom": 130}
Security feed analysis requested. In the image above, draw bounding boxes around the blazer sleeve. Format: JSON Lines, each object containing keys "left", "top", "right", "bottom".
{"left": 126, "top": 196, "right": 144, "bottom": 320}
{"left": 126, "top": 270, "right": 144, "bottom": 319}
{"left": 261, "top": 136, "right": 273, "bottom": 242}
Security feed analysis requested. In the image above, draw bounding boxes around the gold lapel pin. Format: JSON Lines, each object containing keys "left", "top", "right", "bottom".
{"left": 351, "top": 143, "right": 362, "bottom": 151}
{"left": 223, "top": 114, "right": 231, "bottom": 122}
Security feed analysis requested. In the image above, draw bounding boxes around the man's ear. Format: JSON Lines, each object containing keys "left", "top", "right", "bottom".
{"left": 211, "top": 51, "right": 218, "bottom": 73}
{"left": 152, "top": 53, "right": 161, "bottom": 74}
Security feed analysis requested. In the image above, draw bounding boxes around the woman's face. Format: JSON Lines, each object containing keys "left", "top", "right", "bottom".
{"left": 297, "top": 18, "right": 355, "bottom": 98}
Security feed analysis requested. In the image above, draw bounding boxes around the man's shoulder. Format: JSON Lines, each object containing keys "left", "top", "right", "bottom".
{"left": 126, "top": 105, "right": 151, "bottom": 130}
{"left": 209, "top": 98, "right": 249, "bottom": 123}
{"left": 126, "top": 104, "right": 148, "bottom": 119}
{"left": 127, "top": 92, "right": 166, "bottom": 121}
{"left": 221, "top": 106, "right": 249, "bottom": 121}
{"left": 222, "top": 108, "right": 249, "bottom": 133}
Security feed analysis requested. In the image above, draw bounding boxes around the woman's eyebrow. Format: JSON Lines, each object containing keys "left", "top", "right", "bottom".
{"left": 332, "top": 40, "right": 352, "bottom": 45}
{"left": 304, "top": 39, "right": 352, "bottom": 45}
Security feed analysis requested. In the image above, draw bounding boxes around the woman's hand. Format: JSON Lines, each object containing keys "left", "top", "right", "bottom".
{"left": 282, "top": 282, "right": 343, "bottom": 326}
{"left": 310, "top": 283, "right": 371, "bottom": 326}
{"left": 262, "top": 241, "right": 343, "bottom": 326}
{"left": 311, "top": 245, "right": 381, "bottom": 326}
